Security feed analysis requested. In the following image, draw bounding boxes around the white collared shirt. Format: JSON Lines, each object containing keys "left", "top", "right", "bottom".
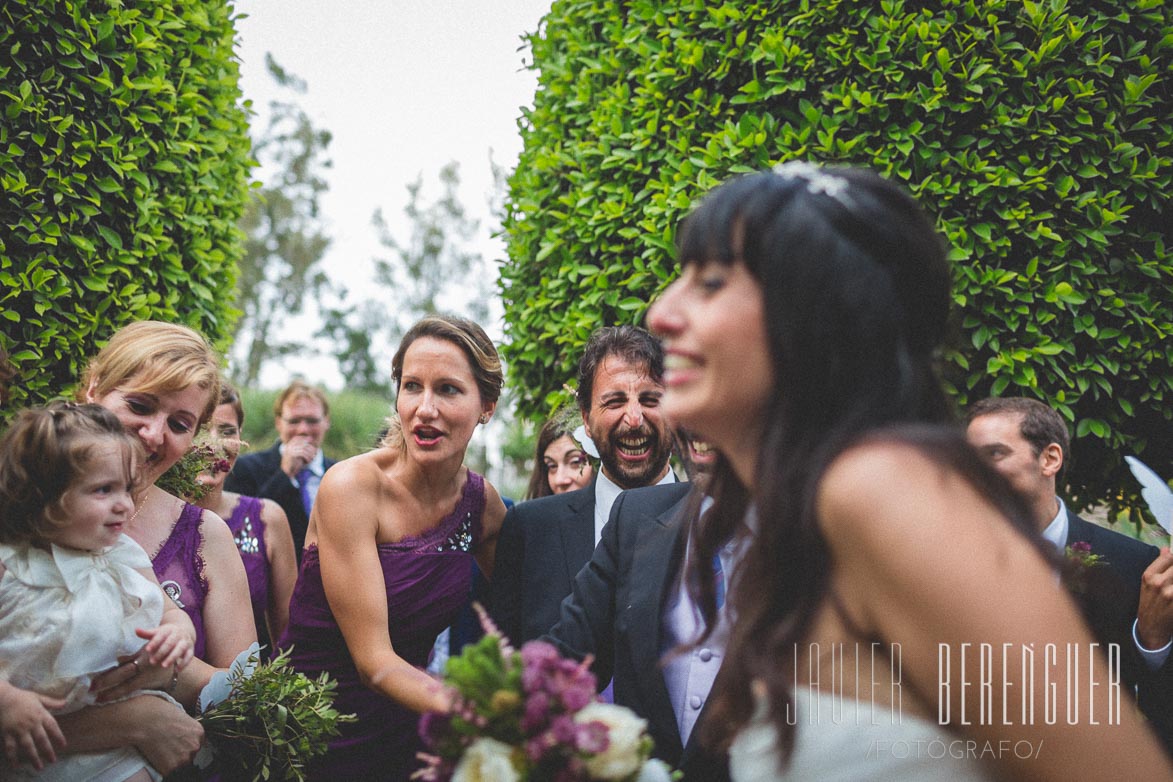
{"left": 1040, "top": 497, "right": 1068, "bottom": 550}
{"left": 592, "top": 467, "right": 676, "bottom": 546}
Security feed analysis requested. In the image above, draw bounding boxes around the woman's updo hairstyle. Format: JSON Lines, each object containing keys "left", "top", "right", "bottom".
{"left": 381, "top": 315, "right": 503, "bottom": 448}
{"left": 390, "top": 315, "right": 503, "bottom": 404}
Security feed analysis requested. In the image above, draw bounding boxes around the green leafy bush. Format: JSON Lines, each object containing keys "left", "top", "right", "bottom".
{"left": 0, "top": 0, "right": 251, "bottom": 412}
{"left": 501, "top": 0, "right": 1172, "bottom": 516}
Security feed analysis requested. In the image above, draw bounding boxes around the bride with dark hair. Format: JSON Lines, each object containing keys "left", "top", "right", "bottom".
{"left": 647, "top": 162, "right": 1171, "bottom": 780}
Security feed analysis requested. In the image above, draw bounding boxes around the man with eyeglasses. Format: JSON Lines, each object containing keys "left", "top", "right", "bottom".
{"left": 225, "top": 379, "right": 336, "bottom": 562}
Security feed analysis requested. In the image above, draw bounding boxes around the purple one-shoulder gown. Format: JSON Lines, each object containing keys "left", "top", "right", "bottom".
{"left": 280, "top": 471, "right": 485, "bottom": 780}
{"left": 152, "top": 502, "right": 209, "bottom": 661}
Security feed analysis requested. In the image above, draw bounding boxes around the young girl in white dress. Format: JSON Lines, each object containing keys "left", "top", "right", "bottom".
{"left": 0, "top": 402, "right": 195, "bottom": 781}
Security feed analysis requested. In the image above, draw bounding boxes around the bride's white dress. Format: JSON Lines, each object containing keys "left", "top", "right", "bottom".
{"left": 729, "top": 689, "right": 998, "bottom": 781}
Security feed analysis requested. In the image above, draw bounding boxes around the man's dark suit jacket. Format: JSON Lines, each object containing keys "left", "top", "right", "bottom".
{"left": 489, "top": 481, "right": 597, "bottom": 644}
{"left": 1065, "top": 510, "right": 1172, "bottom": 752}
{"left": 224, "top": 441, "right": 336, "bottom": 561}
{"left": 544, "top": 482, "right": 729, "bottom": 782}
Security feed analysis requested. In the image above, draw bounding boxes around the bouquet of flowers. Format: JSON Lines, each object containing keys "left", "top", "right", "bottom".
{"left": 415, "top": 607, "right": 673, "bottom": 782}
{"left": 156, "top": 441, "right": 223, "bottom": 501}
{"left": 1063, "top": 540, "right": 1107, "bottom": 595}
{"left": 185, "top": 644, "right": 355, "bottom": 782}
{"left": 156, "top": 432, "right": 240, "bottom": 502}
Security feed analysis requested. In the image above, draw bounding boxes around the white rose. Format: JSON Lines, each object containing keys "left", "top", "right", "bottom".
{"left": 634, "top": 758, "right": 673, "bottom": 782}
{"left": 452, "top": 737, "right": 520, "bottom": 782}
{"left": 574, "top": 702, "right": 649, "bottom": 780}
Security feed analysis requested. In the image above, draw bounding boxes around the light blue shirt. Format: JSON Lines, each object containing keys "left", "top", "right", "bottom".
{"left": 660, "top": 499, "right": 749, "bottom": 747}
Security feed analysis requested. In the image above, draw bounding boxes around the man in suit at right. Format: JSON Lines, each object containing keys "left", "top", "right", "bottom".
{"left": 542, "top": 423, "right": 728, "bottom": 781}
{"left": 491, "top": 325, "right": 676, "bottom": 644}
{"left": 966, "top": 396, "right": 1173, "bottom": 751}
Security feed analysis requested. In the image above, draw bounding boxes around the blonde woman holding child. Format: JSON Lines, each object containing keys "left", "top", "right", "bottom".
{"left": 53, "top": 320, "right": 257, "bottom": 775}
{"left": 0, "top": 403, "right": 195, "bottom": 781}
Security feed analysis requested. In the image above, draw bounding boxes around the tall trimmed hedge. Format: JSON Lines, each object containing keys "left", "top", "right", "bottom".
{"left": 501, "top": 0, "right": 1173, "bottom": 515}
{"left": 0, "top": 0, "right": 251, "bottom": 412}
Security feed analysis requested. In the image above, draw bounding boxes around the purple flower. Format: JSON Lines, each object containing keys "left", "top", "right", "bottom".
{"left": 520, "top": 641, "right": 561, "bottom": 669}
{"left": 521, "top": 690, "right": 551, "bottom": 733}
{"left": 524, "top": 732, "right": 556, "bottom": 764}
{"left": 549, "top": 714, "right": 578, "bottom": 745}
{"left": 559, "top": 678, "right": 595, "bottom": 712}
{"left": 1071, "top": 541, "right": 1092, "bottom": 554}
{"left": 520, "top": 642, "right": 561, "bottom": 692}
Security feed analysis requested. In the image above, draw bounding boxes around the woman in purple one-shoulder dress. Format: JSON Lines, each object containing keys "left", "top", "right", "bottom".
{"left": 196, "top": 382, "right": 298, "bottom": 649}
{"left": 280, "top": 316, "right": 508, "bottom": 780}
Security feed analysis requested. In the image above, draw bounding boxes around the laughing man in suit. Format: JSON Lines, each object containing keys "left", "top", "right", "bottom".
{"left": 966, "top": 396, "right": 1173, "bottom": 751}
{"left": 543, "top": 428, "right": 727, "bottom": 780}
{"left": 490, "top": 325, "right": 676, "bottom": 643}
{"left": 224, "top": 380, "right": 336, "bottom": 562}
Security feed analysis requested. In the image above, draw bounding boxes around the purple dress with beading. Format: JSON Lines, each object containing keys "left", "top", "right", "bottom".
{"left": 151, "top": 501, "right": 208, "bottom": 661}
{"left": 280, "top": 471, "right": 486, "bottom": 781}
{"left": 225, "top": 495, "right": 270, "bottom": 640}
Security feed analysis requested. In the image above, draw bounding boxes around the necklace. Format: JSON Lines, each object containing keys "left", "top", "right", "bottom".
{"left": 129, "top": 490, "right": 151, "bottom": 525}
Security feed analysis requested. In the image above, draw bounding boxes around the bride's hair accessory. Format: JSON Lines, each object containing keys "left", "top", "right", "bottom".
{"left": 772, "top": 160, "right": 853, "bottom": 208}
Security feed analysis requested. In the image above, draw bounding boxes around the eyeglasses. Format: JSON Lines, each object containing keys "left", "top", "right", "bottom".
{"left": 281, "top": 416, "right": 324, "bottom": 426}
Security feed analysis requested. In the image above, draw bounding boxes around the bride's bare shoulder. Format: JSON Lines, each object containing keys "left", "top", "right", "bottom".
{"left": 817, "top": 438, "right": 974, "bottom": 535}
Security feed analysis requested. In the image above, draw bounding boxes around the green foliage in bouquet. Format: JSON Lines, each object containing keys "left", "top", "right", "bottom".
{"left": 441, "top": 632, "right": 525, "bottom": 749}
{"left": 198, "top": 648, "right": 355, "bottom": 782}
{"left": 155, "top": 442, "right": 218, "bottom": 502}
{"left": 0, "top": 0, "right": 250, "bottom": 418}
{"left": 501, "top": 0, "right": 1173, "bottom": 521}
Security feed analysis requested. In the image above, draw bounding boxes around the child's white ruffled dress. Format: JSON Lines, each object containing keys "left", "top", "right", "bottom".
{"left": 0, "top": 535, "right": 172, "bottom": 781}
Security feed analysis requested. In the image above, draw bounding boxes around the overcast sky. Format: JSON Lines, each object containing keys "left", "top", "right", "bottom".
{"left": 233, "top": 0, "right": 553, "bottom": 388}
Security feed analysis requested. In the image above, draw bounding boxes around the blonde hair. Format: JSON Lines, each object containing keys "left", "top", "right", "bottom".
{"left": 79, "top": 321, "right": 222, "bottom": 426}
{"left": 272, "top": 379, "right": 330, "bottom": 419}
{"left": 0, "top": 402, "right": 143, "bottom": 546}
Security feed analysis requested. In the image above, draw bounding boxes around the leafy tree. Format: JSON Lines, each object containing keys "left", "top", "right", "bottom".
{"left": 0, "top": 0, "right": 251, "bottom": 413}
{"left": 321, "top": 161, "right": 495, "bottom": 392}
{"left": 231, "top": 54, "right": 332, "bottom": 388}
{"left": 500, "top": 0, "right": 1173, "bottom": 517}
{"left": 372, "top": 161, "right": 491, "bottom": 344}
{"left": 317, "top": 298, "right": 391, "bottom": 395}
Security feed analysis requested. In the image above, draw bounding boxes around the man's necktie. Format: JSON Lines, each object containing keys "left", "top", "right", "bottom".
{"left": 714, "top": 553, "right": 726, "bottom": 609}
{"left": 297, "top": 467, "right": 314, "bottom": 517}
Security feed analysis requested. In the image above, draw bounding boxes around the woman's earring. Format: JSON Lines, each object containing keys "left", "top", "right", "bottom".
{"left": 479, "top": 414, "right": 489, "bottom": 424}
